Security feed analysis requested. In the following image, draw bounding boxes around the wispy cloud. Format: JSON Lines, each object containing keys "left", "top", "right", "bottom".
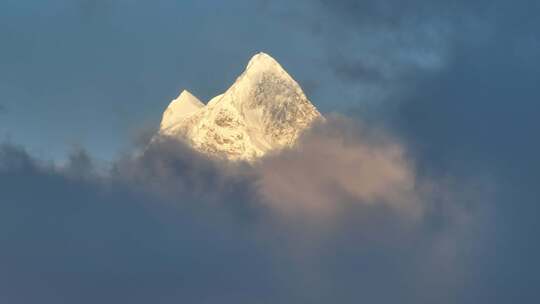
{"left": 255, "top": 116, "right": 423, "bottom": 219}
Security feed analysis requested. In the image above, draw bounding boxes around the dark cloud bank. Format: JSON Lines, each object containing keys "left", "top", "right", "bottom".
{"left": 1, "top": 116, "right": 485, "bottom": 304}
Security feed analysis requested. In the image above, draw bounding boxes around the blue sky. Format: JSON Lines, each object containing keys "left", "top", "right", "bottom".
{"left": 0, "top": 0, "right": 462, "bottom": 160}
{"left": 1, "top": 0, "right": 330, "bottom": 160}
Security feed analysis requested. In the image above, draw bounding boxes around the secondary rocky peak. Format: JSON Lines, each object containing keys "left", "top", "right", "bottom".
{"left": 178, "top": 90, "right": 202, "bottom": 104}
{"left": 156, "top": 52, "right": 323, "bottom": 161}
{"left": 159, "top": 90, "right": 204, "bottom": 131}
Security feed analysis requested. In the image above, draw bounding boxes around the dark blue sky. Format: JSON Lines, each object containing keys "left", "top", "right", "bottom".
{"left": 1, "top": 0, "right": 540, "bottom": 303}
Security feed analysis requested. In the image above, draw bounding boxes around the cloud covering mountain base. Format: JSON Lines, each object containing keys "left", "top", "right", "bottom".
{"left": 0, "top": 116, "right": 484, "bottom": 304}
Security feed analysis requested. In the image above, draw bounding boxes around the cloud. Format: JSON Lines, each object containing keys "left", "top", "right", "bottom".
{"left": 256, "top": 116, "right": 423, "bottom": 219}
{"left": 0, "top": 115, "right": 480, "bottom": 303}
{"left": 299, "top": 1, "right": 540, "bottom": 302}
{"left": 0, "top": 142, "right": 279, "bottom": 303}
{"left": 116, "top": 116, "right": 429, "bottom": 222}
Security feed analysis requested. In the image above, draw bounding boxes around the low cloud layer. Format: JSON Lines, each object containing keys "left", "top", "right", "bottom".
{"left": 0, "top": 116, "right": 482, "bottom": 303}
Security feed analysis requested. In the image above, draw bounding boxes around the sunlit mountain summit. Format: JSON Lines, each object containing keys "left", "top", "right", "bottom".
{"left": 156, "top": 52, "right": 323, "bottom": 161}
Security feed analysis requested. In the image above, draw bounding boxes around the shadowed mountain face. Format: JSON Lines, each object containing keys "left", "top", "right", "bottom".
{"left": 156, "top": 52, "right": 322, "bottom": 161}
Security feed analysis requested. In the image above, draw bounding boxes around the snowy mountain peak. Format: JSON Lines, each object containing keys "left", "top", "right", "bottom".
{"left": 156, "top": 52, "right": 323, "bottom": 161}
{"left": 159, "top": 90, "right": 204, "bottom": 131}
{"left": 246, "top": 52, "right": 281, "bottom": 71}
{"left": 241, "top": 52, "right": 298, "bottom": 91}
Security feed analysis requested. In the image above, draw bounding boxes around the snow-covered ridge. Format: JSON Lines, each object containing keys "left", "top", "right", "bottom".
{"left": 156, "top": 52, "right": 323, "bottom": 161}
